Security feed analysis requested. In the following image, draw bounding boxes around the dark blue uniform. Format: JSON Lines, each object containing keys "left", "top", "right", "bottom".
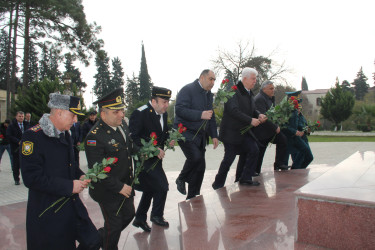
{"left": 129, "top": 102, "right": 170, "bottom": 222}
{"left": 20, "top": 124, "right": 100, "bottom": 250}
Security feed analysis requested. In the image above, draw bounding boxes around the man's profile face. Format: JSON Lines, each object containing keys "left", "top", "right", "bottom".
{"left": 25, "top": 113, "right": 31, "bottom": 121}
{"left": 153, "top": 98, "right": 169, "bottom": 114}
{"left": 16, "top": 113, "right": 24, "bottom": 123}
{"left": 263, "top": 84, "right": 275, "bottom": 98}
{"left": 200, "top": 71, "right": 216, "bottom": 91}
{"left": 101, "top": 109, "right": 125, "bottom": 127}
{"left": 59, "top": 110, "right": 77, "bottom": 131}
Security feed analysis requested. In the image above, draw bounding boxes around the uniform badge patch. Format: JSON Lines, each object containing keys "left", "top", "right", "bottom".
{"left": 87, "top": 140, "right": 96, "bottom": 146}
{"left": 22, "top": 141, "right": 34, "bottom": 155}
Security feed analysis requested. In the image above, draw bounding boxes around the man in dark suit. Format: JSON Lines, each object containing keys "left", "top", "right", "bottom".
{"left": 129, "top": 87, "right": 173, "bottom": 232}
{"left": 81, "top": 111, "right": 98, "bottom": 142}
{"left": 212, "top": 67, "right": 266, "bottom": 189}
{"left": 251, "top": 80, "right": 289, "bottom": 174}
{"left": 70, "top": 121, "right": 82, "bottom": 165}
{"left": 20, "top": 93, "right": 100, "bottom": 250}
{"left": 174, "top": 69, "right": 219, "bottom": 199}
{"left": 85, "top": 88, "right": 138, "bottom": 250}
{"left": 7, "top": 111, "right": 29, "bottom": 185}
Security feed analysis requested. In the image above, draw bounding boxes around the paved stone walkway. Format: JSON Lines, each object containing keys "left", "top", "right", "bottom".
{"left": 0, "top": 142, "right": 374, "bottom": 206}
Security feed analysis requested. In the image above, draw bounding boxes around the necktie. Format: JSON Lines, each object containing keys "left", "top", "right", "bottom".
{"left": 19, "top": 123, "right": 24, "bottom": 133}
{"left": 116, "top": 128, "right": 126, "bottom": 144}
{"left": 156, "top": 114, "right": 163, "bottom": 130}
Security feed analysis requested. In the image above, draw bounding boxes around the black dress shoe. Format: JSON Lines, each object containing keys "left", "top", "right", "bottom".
{"left": 150, "top": 216, "right": 169, "bottom": 227}
{"left": 239, "top": 180, "right": 260, "bottom": 186}
{"left": 274, "top": 165, "right": 289, "bottom": 171}
{"left": 15, "top": 181, "right": 20, "bottom": 185}
{"left": 132, "top": 219, "right": 151, "bottom": 232}
{"left": 175, "top": 178, "right": 186, "bottom": 195}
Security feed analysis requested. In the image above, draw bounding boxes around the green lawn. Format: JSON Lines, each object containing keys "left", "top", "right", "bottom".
{"left": 308, "top": 136, "right": 375, "bottom": 142}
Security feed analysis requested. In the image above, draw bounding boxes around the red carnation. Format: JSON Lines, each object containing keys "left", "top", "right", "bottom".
{"left": 150, "top": 132, "right": 157, "bottom": 139}
{"left": 317, "top": 121, "right": 321, "bottom": 127}
{"left": 178, "top": 128, "right": 183, "bottom": 133}
{"left": 178, "top": 123, "right": 183, "bottom": 128}
{"left": 293, "top": 99, "right": 298, "bottom": 105}
{"left": 103, "top": 166, "right": 111, "bottom": 173}
{"left": 0, "top": 134, "right": 4, "bottom": 139}
{"left": 226, "top": 79, "right": 229, "bottom": 83}
{"left": 183, "top": 127, "right": 186, "bottom": 132}
{"left": 222, "top": 80, "right": 226, "bottom": 84}
{"left": 231, "top": 85, "right": 238, "bottom": 91}
{"left": 153, "top": 140, "right": 158, "bottom": 146}
{"left": 290, "top": 96, "right": 295, "bottom": 100}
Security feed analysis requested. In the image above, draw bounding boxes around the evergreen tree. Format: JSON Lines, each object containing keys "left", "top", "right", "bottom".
{"left": 138, "top": 43, "right": 152, "bottom": 100}
{"left": 48, "top": 48, "right": 61, "bottom": 80}
{"left": 93, "top": 50, "right": 111, "bottom": 98}
{"left": 341, "top": 80, "right": 352, "bottom": 92}
{"left": 22, "top": 41, "right": 38, "bottom": 86}
{"left": 13, "top": 78, "right": 65, "bottom": 121}
{"left": 39, "top": 43, "right": 49, "bottom": 80}
{"left": 38, "top": 43, "right": 61, "bottom": 81}
{"left": 64, "top": 53, "right": 86, "bottom": 91}
{"left": 111, "top": 57, "right": 125, "bottom": 89}
{"left": 301, "top": 76, "right": 308, "bottom": 90}
{"left": 352, "top": 67, "right": 369, "bottom": 100}
{"left": 125, "top": 73, "right": 140, "bottom": 106}
{"left": 320, "top": 80, "right": 355, "bottom": 130}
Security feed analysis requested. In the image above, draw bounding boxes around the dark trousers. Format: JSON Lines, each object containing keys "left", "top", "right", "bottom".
{"left": 99, "top": 197, "right": 135, "bottom": 250}
{"left": 213, "top": 135, "right": 259, "bottom": 189}
{"left": 284, "top": 136, "right": 313, "bottom": 169}
{"left": 178, "top": 139, "right": 206, "bottom": 199}
{"left": 0, "top": 144, "right": 13, "bottom": 167}
{"left": 135, "top": 162, "right": 168, "bottom": 221}
{"left": 256, "top": 131, "right": 287, "bottom": 173}
{"left": 76, "top": 217, "right": 101, "bottom": 250}
{"left": 12, "top": 153, "right": 20, "bottom": 182}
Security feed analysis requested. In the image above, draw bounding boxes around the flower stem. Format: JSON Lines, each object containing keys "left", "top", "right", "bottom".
{"left": 192, "top": 120, "right": 208, "bottom": 140}
{"left": 38, "top": 196, "right": 66, "bottom": 218}
{"left": 54, "top": 196, "right": 71, "bottom": 213}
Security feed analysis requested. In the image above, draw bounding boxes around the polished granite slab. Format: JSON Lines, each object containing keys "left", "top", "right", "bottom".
{"left": 0, "top": 166, "right": 333, "bottom": 250}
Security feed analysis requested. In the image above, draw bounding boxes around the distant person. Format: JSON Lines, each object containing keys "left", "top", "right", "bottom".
{"left": 212, "top": 67, "right": 265, "bottom": 190}
{"left": 81, "top": 110, "right": 98, "bottom": 141}
{"left": 174, "top": 69, "right": 219, "bottom": 199}
{"left": 282, "top": 91, "right": 313, "bottom": 169}
{"left": 251, "top": 80, "right": 289, "bottom": 174}
{"left": 24, "top": 112, "right": 35, "bottom": 127}
{"left": 70, "top": 121, "right": 82, "bottom": 165}
{"left": 20, "top": 93, "right": 101, "bottom": 250}
{"left": 0, "top": 119, "right": 13, "bottom": 171}
{"left": 7, "top": 111, "right": 29, "bottom": 185}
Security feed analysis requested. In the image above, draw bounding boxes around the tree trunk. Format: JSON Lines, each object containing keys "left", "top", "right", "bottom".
{"left": 6, "top": 5, "right": 14, "bottom": 119}
{"left": 23, "top": 1, "right": 31, "bottom": 87}
{"left": 10, "top": 1, "right": 20, "bottom": 109}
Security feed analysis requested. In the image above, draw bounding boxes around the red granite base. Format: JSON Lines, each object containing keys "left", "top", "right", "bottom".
{"left": 297, "top": 198, "right": 375, "bottom": 250}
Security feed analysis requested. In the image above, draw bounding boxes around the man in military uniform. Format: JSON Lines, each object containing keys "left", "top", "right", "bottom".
{"left": 129, "top": 86, "right": 173, "bottom": 232}
{"left": 20, "top": 93, "right": 100, "bottom": 250}
{"left": 85, "top": 88, "right": 137, "bottom": 250}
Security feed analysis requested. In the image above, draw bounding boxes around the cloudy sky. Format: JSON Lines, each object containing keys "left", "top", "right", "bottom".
{"left": 80, "top": 0, "right": 375, "bottom": 105}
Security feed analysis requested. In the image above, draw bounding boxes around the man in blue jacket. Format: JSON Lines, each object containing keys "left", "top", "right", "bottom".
{"left": 174, "top": 69, "right": 219, "bottom": 199}
{"left": 20, "top": 93, "right": 100, "bottom": 250}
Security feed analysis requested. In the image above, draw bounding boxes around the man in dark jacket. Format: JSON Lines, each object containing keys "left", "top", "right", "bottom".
{"left": 0, "top": 119, "right": 13, "bottom": 170}
{"left": 7, "top": 111, "right": 29, "bottom": 185}
{"left": 81, "top": 111, "right": 98, "bottom": 141}
{"left": 174, "top": 69, "right": 219, "bottom": 199}
{"left": 129, "top": 86, "right": 173, "bottom": 232}
{"left": 212, "top": 67, "right": 265, "bottom": 189}
{"left": 251, "top": 80, "right": 289, "bottom": 174}
{"left": 70, "top": 121, "right": 82, "bottom": 165}
{"left": 85, "top": 88, "right": 137, "bottom": 250}
{"left": 20, "top": 93, "right": 100, "bottom": 250}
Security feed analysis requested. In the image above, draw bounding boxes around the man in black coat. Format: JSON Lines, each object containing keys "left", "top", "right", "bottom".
{"left": 251, "top": 80, "right": 289, "bottom": 173}
{"left": 129, "top": 86, "right": 173, "bottom": 232}
{"left": 7, "top": 111, "right": 29, "bottom": 185}
{"left": 0, "top": 119, "right": 13, "bottom": 169}
{"left": 212, "top": 67, "right": 266, "bottom": 189}
{"left": 81, "top": 111, "right": 98, "bottom": 142}
{"left": 85, "top": 88, "right": 138, "bottom": 250}
{"left": 174, "top": 69, "right": 219, "bottom": 199}
{"left": 20, "top": 93, "right": 100, "bottom": 250}
{"left": 70, "top": 121, "right": 82, "bottom": 165}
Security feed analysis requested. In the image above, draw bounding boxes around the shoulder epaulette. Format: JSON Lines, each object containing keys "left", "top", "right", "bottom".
{"left": 137, "top": 104, "right": 148, "bottom": 111}
{"left": 90, "top": 124, "right": 100, "bottom": 135}
{"left": 30, "top": 124, "right": 42, "bottom": 132}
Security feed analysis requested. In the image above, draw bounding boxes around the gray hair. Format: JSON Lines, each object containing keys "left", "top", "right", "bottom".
{"left": 241, "top": 67, "right": 258, "bottom": 81}
{"left": 199, "top": 69, "right": 213, "bottom": 78}
{"left": 261, "top": 80, "right": 274, "bottom": 89}
{"left": 16, "top": 111, "right": 24, "bottom": 115}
